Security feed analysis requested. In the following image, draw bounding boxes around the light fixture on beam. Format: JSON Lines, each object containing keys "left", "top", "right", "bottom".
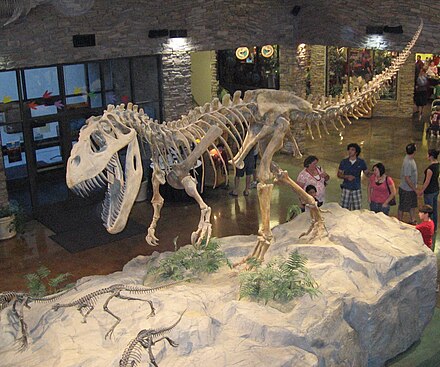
{"left": 169, "top": 29, "right": 188, "bottom": 38}
{"left": 366, "top": 26, "right": 384, "bottom": 35}
{"left": 148, "top": 29, "right": 169, "bottom": 38}
{"left": 383, "top": 25, "right": 403, "bottom": 34}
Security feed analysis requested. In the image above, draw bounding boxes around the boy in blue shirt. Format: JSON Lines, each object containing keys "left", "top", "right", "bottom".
{"left": 337, "top": 143, "right": 370, "bottom": 210}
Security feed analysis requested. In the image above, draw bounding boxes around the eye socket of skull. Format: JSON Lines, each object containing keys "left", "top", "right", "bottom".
{"left": 90, "top": 130, "right": 107, "bottom": 152}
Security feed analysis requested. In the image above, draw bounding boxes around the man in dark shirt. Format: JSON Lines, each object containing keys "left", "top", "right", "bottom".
{"left": 337, "top": 143, "right": 369, "bottom": 210}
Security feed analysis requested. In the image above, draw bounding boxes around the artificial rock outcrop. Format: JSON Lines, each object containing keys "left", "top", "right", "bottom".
{"left": 0, "top": 203, "right": 436, "bottom": 366}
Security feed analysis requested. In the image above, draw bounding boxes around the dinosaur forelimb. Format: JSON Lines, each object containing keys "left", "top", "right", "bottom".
{"left": 181, "top": 176, "right": 212, "bottom": 248}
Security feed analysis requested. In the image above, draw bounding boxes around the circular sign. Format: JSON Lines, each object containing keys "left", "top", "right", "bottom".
{"left": 236, "top": 47, "right": 250, "bottom": 60}
{"left": 261, "top": 45, "right": 274, "bottom": 58}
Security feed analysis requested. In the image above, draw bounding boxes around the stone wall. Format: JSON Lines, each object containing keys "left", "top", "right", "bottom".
{"left": 279, "top": 46, "right": 307, "bottom": 154}
{"left": 210, "top": 51, "right": 219, "bottom": 101}
{"left": 309, "top": 45, "right": 326, "bottom": 97}
{"left": 161, "top": 51, "right": 193, "bottom": 121}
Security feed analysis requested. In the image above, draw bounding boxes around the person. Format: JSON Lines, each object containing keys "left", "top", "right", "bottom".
{"left": 337, "top": 143, "right": 369, "bottom": 210}
{"left": 415, "top": 55, "right": 424, "bottom": 80}
{"left": 415, "top": 68, "right": 429, "bottom": 121}
{"left": 398, "top": 143, "right": 418, "bottom": 224}
{"left": 250, "top": 145, "right": 259, "bottom": 189}
{"left": 229, "top": 149, "right": 255, "bottom": 197}
{"left": 427, "top": 60, "right": 438, "bottom": 78}
{"left": 367, "top": 163, "right": 396, "bottom": 215}
{"left": 428, "top": 108, "right": 440, "bottom": 138}
{"left": 300, "top": 184, "right": 322, "bottom": 212}
{"left": 415, "top": 204, "right": 435, "bottom": 250}
{"left": 417, "top": 149, "right": 439, "bottom": 231}
{"left": 296, "top": 155, "right": 330, "bottom": 205}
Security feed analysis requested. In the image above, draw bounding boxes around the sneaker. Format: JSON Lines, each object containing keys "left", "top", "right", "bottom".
{"left": 250, "top": 181, "right": 258, "bottom": 189}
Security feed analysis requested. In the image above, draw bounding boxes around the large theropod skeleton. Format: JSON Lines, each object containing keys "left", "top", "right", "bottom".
{"left": 66, "top": 21, "right": 422, "bottom": 262}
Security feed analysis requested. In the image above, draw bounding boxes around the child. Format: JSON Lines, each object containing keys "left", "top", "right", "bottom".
{"left": 300, "top": 184, "right": 323, "bottom": 212}
{"left": 415, "top": 204, "right": 435, "bottom": 250}
{"left": 429, "top": 107, "right": 440, "bottom": 138}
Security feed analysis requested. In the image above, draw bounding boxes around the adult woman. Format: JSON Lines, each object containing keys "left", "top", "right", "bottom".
{"left": 367, "top": 163, "right": 396, "bottom": 215}
{"left": 417, "top": 149, "right": 439, "bottom": 230}
{"left": 415, "top": 68, "right": 429, "bottom": 121}
{"left": 297, "top": 155, "right": 330, "bottom": 204}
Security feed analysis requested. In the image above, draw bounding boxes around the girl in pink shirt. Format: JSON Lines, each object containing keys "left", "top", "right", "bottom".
{"left": 367, "top": 163, "right": 396, "bottom": 215}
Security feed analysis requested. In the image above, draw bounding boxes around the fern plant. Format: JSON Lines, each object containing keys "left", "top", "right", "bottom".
{"left": 148, "top": 237, "right": 231, "bottom": 281}
{"left": 286, "top": 204, "right": 302, "bottom": 222}
{"left": 239, "top": 250, "right": 319, "bottom": 304}
{"left": 24, "top": 266, "right": 73, "bottom": 297}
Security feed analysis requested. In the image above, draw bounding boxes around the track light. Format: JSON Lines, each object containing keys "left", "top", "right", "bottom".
{"left": 169, "top": 29, "right": 188, "bottom": 38}
{"left": 148, "top": 29, "right": 169, "bottom": 38}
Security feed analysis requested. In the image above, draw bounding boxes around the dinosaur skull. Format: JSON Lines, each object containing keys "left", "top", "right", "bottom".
{"left": 66, "top": 110, "right": 143, "bottom": 234}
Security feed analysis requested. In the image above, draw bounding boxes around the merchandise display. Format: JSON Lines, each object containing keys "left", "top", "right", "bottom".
{"left": 0, "top": 204, "right": 436, "bottom": 366}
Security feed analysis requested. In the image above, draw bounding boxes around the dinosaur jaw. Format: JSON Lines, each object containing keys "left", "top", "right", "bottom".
{"left": 68, "top": 139, "right": 142, "bottom": 234}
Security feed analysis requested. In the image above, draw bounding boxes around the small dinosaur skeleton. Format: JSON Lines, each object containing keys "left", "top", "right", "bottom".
{"left": 119, "top": 311, "right": 185, "bottom": 367}
{"left": 0, "top": 287, "right": 76, "bottom": 350}
{"left": 66, "top": 21, "right": 422, "bottom": 263}
{"left": 52, "top": 282, "right": 181, "bottom": 339}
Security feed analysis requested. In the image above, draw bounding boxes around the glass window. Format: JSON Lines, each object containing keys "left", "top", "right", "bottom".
{"left": 102, "top": 59, "right": 131, "bottom": 105}
{"left": 30, "top": 104, "right": 58, "bottom": 117}
{"left": 0, "top": 114, "right": 27, "bottom": 179}
{"left": 0, "top": 71, "right": 19, "bottom": 102}
{"left": 132, "top": 57, "right": 160, "bottom": 102}
{"left": 64, "top": 64, "right": 87, "bottom": 96}
{"left": 24, "top": 66, "right": 59, "bottom": 99}
{"left": 69, "top": 117, "right": 86, "bottom": 142}
{"left": 326, "top": 47, "right": 397, "bottom": 100}
{"left": 88, "top": 63, "right": 101, "bottom": 92}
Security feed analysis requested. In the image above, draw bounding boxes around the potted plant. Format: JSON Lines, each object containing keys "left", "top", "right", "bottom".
{"left": 0, "top": 202, "right": 25, "bottom": 240}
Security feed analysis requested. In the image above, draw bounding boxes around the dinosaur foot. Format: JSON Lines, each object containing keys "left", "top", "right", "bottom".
{"left": 190, "top": 222, "right": 212, "bottom": 249}
{"left": 146, "top": 228, "right": 160, "bottom": 247}
{"left": 233, "top": 235, "right": 272, "bottom": 269}
{"left": 299, "top": 218, "right": 328, "bottom": 240}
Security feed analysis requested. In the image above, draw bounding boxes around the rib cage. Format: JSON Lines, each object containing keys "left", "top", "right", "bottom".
{"left": 107, "top": 92, "right": 258, "bottom": 190}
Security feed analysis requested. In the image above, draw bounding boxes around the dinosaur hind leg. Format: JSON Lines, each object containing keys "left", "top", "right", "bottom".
{"left": 146, "top": 167, "right": 165, "bottom": 246}
{"left": 180, "top": 175, "right": 212, "bottom": 248}
{"left": 271, "top": 162, "right": 327, "bottom": 239}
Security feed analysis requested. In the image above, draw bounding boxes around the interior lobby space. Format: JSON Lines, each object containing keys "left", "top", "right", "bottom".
{"left": 1, "top": 110, "right": 440, "bottom": 366}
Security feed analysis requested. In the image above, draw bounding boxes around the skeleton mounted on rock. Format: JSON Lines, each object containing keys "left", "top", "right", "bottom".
{"left": 66, "top": 21, "right": 422, "bottom": 263}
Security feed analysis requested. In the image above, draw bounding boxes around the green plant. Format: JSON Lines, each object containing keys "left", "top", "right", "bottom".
{"left": 24, "top": 266, "right": 73, "bottom": 297}
{"left": 239, "top": 250, "right": 319, "bottom": 304}
{"left": 0, "top": 201, "right": 26, "bottom": 234}
{"left": 286, "top": 204, "right": 302, "bottom": 222}
{"left": 148, "top": 237, "right": 231, "bottom": 281}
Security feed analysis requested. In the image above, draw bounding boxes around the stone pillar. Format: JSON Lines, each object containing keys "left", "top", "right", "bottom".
{"left": 210, "top": 51, "right": 219, "bottom": 101}
{"left": 279, "top": 45, "right": 309, "bottom": 154}
{"left": 161, "top": 51, "right": 193, "bottom": 121}
{"left": 309, "top": 45, "right": 326, "bottom": 97}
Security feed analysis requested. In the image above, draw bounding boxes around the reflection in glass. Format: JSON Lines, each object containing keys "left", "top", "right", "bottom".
{"left": 0, "top": 71, "right": 19, "bottom": 101}
{"left": 35, "top": 145, "right": 62, "bottom": 168}
{"left": 0, "top": 121, "right": 27, "bottom": 178}
{"left": 64, "top": 64, "right": 86, "bottom": 96}
{"left": 24, "top": 67, "right": 59, "bottom": 99}
{"left": 326, "top": 46, "right": 397, "bottom": 100}
{"left": 30, "top": 104, "right": 58, "bottom": 117}
{"left": 69, "top": 117, "right": 86, "bottom": 142}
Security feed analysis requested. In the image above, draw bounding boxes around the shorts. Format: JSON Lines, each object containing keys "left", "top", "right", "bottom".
{"left": 340, "top": 188, "right": 362, "bottom": 210}
{"left": 398, "top": 187, "right": 417, "bottom": 211}
{"left": 236, "top": 151, "right": 255, "bottom": 177}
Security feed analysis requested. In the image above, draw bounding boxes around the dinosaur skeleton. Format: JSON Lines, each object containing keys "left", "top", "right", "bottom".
{"left": 119, "top": 311, "right": 184, "bottom": 367}
{"left": 66, "top": 21, "right": 422, "bottom": 263}
{"left": 0, "top": 287, "right": 76, "bottom": 350}
{"left": 52, "top": 282, "right": 181, "bottom": 339}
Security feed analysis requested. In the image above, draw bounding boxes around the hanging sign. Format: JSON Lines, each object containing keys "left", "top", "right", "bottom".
{"left": 236, "top": 47, "right": 249, "bottom": 60}
{"left": 261, "top": 45, "right": 274, "bottom": 58}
